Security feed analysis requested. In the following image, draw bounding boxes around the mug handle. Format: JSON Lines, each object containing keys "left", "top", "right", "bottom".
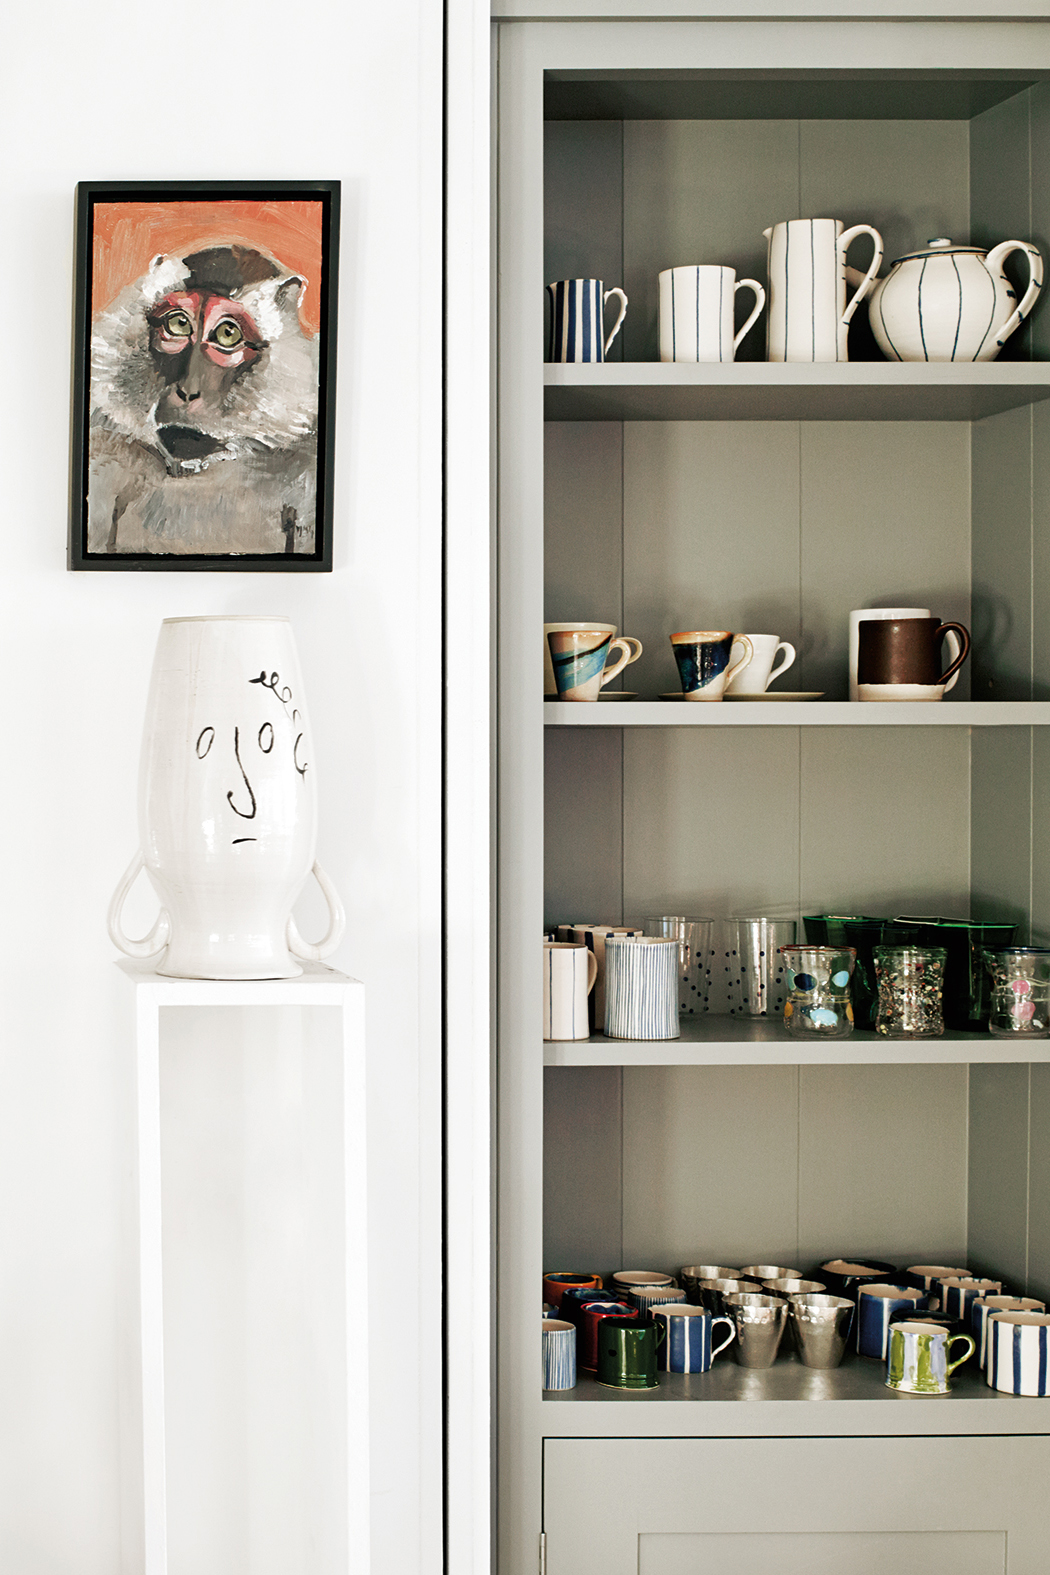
{"left": 599, "top": 637, "right": 634, "bottom": 688}
{"left": 287, "top": 860, "right": 347, "bottom": 961}
{"left": 711, "top": 1316, "right": 736, "bottom": 1358}
{"left": 619, "top": 636, "right": 644, "bottom": 668}
{"left": 767, "top": 640, "right": 796, "bottom": 686}
{"left": 838, "top": 225, "right": 884, "bottom": 325}
{"left": 722, "top": 635, "right": 754, "bottom": 690}
{"left": 936, "top": 622, "right": 971, "bottom": 686}
{"left": 732, "top": 279, "right": 766, "bottom": 352}
{"left": 585, "top": 951, "right": 598, "bottom": 994}
{"left": 602, "top": 288, "right": 628, "bottom": 355}
{"left": 946, "top": 1332, "right": 976, "bottom": 1376}
{"left": 107, "top": 850, "right": 171, "bottom": 959}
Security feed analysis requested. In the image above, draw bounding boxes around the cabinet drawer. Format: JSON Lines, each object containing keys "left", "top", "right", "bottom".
{"left": 543, "top": 1436, "right": 1050, "bottom": 1575}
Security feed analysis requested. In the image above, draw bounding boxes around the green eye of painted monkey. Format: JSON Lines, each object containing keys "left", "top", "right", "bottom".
{"left": 212, "top": 319, "right": 244, "bottom": 349}
{"left": 163, "top": 309, "right": 194, "bottom": 337}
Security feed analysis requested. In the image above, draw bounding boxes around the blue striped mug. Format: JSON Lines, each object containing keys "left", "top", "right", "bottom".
{"left": 604, "top": 937, "right": 680, "bottom": 1041}
{"left": 542, "top": 1319, "right": 576, "bottom": 1391}
{"left": 986, "top": 1311, "right": 1050, "bottom": 1396}
{"left": 651, "top": 1304, "right": 736, "bottom": 1374}
{"left": 856, "top": 1283, "right": 928, "bottom": 1358}
{"left": 546, "top": 278, "right": 627, "bottom": 363}
{"left": 974, "top": 1296, "right": 1045, "bottom": 1368}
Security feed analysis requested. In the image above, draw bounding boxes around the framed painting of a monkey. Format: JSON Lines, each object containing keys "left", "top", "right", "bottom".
{"left": 70, "top": 180, "right": 339, "bottom": 570}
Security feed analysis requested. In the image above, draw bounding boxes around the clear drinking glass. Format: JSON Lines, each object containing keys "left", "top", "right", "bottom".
{"left": 983, "top": 948, "right": 1050, "bottom": 1038}
{"left": 727, "top": 918, "right": 796, "bottom": 1016}
{"left": 873, "top": 945, "right": 947, "bottom": 1037}
{"left": 781, "top": 945, "right": 856, "bottom": 1037}
{"left": 642, "top": 916, "right": 715, "bottom": 1015}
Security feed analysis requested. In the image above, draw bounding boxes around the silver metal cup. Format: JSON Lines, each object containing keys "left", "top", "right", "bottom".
{"left": 789, "top": 1293, "right": 855, "bottom": 1369}
{"left": 763, "top": 1279, "right": 828, "bottom": 1350}
{"left": 740, "top": 1264, "right": 803, "bottom": 1281}
{"left": 695, "top": 1276, "right": 761, "bottom": 1314}
{"left": 681, "top": 1265, "right": 743, "bottom": 1303}
{"left": 724, "top": 1293, "right": 788, "bottom": 1367}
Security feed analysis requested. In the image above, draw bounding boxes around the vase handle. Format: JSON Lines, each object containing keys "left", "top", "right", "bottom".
{"left": 287, "top": 860, "right": 346, "bottom": 962}
{"left": 107, "top": 850, "right": 171, "bottom": 959}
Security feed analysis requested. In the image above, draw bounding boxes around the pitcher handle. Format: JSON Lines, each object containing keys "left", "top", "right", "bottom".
{"left": 732, "top": 279, "right": 766, "bottom": 353}
{"left": 107, "top": 850, "right": 171, "bottom": 959}
{"left": 984, "top": 241, "right": 1044, "bottom": 351}
{"left": 936, "top": 622, "right": 971, "bottom": 687}
{"left": 602, "top": 288, "right": 628, "bottom": 355}
{"left": 585, "top": 951, "right": 598, "bottom": 993}
{"left": 599, "top": 637, "right": 634, "bottom": 689}
{"left": 287, "top": 860, "right": 347, "bottom": 961}
{"left": 942, "top": 628, "right": 963, "bottom": 693}
{"left": 723, "top": 635, "right": 754, "bottom": 690}
{"left": 839, "top": 225, "right": 884, "bottom": 326}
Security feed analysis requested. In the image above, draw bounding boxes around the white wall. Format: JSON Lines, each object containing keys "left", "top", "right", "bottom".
{"left": 0, "top": 2, "right": 443, "bottom": 1570}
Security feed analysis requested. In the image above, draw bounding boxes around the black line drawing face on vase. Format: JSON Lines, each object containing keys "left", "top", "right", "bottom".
{"left": 194, "top": 670, "right": 309, "bottom": 848}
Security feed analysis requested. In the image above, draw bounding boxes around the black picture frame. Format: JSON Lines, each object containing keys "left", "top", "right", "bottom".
{"left": 70, "top": 180, "right": 339, "bottom": 571}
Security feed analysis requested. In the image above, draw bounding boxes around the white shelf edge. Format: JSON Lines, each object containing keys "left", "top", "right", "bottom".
{"left": 544, "top": 1028, "right": 1047, "bottom": 1066}
{"left": 544, "top": 701, "right": 1049, "bottom": 726}
{"left": 544, "top": 363, "right": 1050, "bottom": 389}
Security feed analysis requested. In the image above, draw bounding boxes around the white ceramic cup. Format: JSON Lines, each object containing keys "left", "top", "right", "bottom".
{"left": 726, "top": 633, "right": 797, "bottom": 694}
{"left": 542, "top": 942, "right": 597, "bottom": 1041}
{"left": 849, "top": 607, "right": 962, "bottom": 701}
{"left": 658, "top": 265, "right": 765, "bottom": 363}
{"left": 543, "top": 623, "right": 643, "bottom": 696}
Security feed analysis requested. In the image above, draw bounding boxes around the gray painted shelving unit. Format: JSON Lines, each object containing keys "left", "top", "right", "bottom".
{"left": 497, "top": 16, "right": 1050, "bottom": 1575}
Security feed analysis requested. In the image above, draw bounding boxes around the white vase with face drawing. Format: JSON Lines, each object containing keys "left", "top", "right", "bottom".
{"left": 108, "top": 615, "right": 344, "bottom": 979}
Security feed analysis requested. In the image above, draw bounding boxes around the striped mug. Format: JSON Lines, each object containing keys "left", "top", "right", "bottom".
{"left": 886, "top": 1320, "right": 974, "bottom": 1394}
{"left": 542, "top": 1319, "right": 576, "bottom": 1391}
{"left": 546, "top": 278, "right": 628, "bottom": 363}
{"left": 651, "top": 1304, "right": 736, "bottom": 1373}
{"left": 986, "top": 1311, "right": 1050, "bottom": 1395}
{"left": 604, "top": 937, "right": 680, "bottom": 1040}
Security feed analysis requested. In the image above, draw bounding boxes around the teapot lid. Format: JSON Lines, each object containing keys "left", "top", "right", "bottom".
{"left": 890, "top": 237, "right": 985, "bottom": 265}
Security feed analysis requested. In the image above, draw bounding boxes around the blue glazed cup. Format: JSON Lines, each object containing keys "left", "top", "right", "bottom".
{"left": 856, "top": 1283, "right": 928, "bottom": 1358}
{"left": 670, "top": 630, "right": 753, "bottom": 701}
{"left": 650, "top": 1304, "right": 735, "bottom": 1373}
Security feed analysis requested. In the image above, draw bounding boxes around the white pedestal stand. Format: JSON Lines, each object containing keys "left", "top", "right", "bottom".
{"left": 117, "top": 960, "right": 367, "bottom": 1575}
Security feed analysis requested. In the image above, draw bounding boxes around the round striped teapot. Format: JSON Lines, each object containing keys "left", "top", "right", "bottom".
{"left": 865, "top": 236, "right": 1043, "bottom": 363}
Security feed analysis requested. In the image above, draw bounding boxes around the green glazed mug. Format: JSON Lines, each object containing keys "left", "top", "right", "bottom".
{"left": 886, "top": 1319, "right": 975, "bottom": 1395}
{"left": 596, "top": 1316, "right": 664, "bottom": 1389}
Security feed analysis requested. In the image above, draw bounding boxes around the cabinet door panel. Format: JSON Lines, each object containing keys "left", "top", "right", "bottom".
{"left": 544, "top": 1437, "right": 1050, "bottom": 1575}
{"left": 640, "top": 1529, "right": 1004, "bottom": 1575}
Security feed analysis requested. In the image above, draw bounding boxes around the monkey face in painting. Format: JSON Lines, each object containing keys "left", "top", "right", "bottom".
{"left": 148, "top": 287, "right": 266, "bottom": 461}
{"left": 90, "top": 243, "right": 318, "bottom": 474}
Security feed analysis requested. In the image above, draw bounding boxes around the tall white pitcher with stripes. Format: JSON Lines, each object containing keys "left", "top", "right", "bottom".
{"left": 763, "top": 218, "right": 883, "bottom": 362}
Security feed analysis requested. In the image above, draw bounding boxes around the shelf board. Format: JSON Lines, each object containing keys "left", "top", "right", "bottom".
{"left": 544, "top": 1017, "right": 1050, "bottom": 1066}
{"left": 544, "top": 362, "right": 1050, "bottom": 422}
{"left": 537, "top": 1351, "right": 1050, "bottom": 1437}
{"left": 544, "top": 700, "right": 1050, "bottom": 727}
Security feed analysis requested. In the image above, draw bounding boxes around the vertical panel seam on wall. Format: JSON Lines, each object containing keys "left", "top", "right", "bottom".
{"left": 795, "top": 1066, "right": 802, "bottom": 1264}
{"left": 617, "top": 1066, "right": 624, "bottom": 1268}
{"left": 963, "top": 1064, "right": 970, "bottom": 1263}
{"left": 1026, "top": 1062, "right": 1033, "bottom": 1293}
{"left": 1030, "top": 728, "right": 1036, "bottom": 942}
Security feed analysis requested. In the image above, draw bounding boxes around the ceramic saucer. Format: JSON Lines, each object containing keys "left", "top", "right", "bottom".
{"left": 598, "top": 691, "right": 638, "bottom": 701}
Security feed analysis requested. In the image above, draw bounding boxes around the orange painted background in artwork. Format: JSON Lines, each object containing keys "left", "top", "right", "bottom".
{"left": 91, "top": 199, "right": 325, "bottom": 336}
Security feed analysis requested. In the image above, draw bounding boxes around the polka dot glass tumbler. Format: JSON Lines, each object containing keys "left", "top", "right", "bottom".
{"left": 781, "top": 945, "right": 857, "bottom": 1038}
{"left": 984, "top": 947, "right": 1050, "bottom": 1039}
